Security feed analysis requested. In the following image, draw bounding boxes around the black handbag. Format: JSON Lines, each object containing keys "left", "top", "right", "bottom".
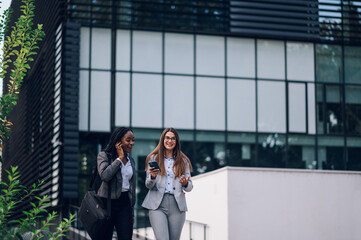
{"left": 79, "top": 156, "right": 111, "bottom": 240}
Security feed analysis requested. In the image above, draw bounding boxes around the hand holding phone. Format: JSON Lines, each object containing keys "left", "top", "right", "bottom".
{"left": 148, "top": 161, "right": 161, "bottom": 172}
{"left": 148, "top": 161, "right": 161, "bottom": 179}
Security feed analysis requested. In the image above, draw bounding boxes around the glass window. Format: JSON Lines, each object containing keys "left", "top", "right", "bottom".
{"left": 196, "top": 35, "right": 225, "bottom": 76}
{"left": 164, "top": 33, "right": 194, "bottom": 75}
{"left": 227, "top": 37, "right": 255, "bottom": 78}
{"left": 116, "top": 30, "right": 131, "bottom": 71}
{"left": 227, "top": 79, "right": 256, "bottom": 132}
{"left": 286, "top": 42, "right": 314, "bottom": 81}
{"left": 133, "top": 31, "right": 162, "bottom": 73}
{"left": 115, "top": 73, "right": 130, "bottom": 127}
{"left": 347, "top": 147, "right": 361, "bottom": 171}
{"left": 90, "top": 71, "right": 111, "bottom": 132}
{"left": 345, "top": 85, "right": 361, "bottom": 135}
{"left": 80, "top": 27, "right": 90, "bottom": 69}
{"left": 227, "top": 132, "right": 256, "bottom": 167}
{"left": 91, "top": 28, "right": 111, "bottom": 69}
{"left": 347, "top": 137, "right": 361, "bottom": 171}
{"left": 164, "top": 75, "right": 194, "bottom": 129}
{"left": 258, "top": 133, "right": 286, "bottom": 168}
{"left": 317, "top": 84, "right": 344, "bottom": 134}
{"left": 258, "top": 81, "right": 286, "bottom": 133}
{"left": 308, "top": 83, "right": 316, "bottom": 134}
{"left": 318, "top": 136, "right": 345, "bottom": 170}
{"left": 194, "top": 132, "right": 226, "bottom": 175}
{"left": 288, "top": 83, "right": 306, "bottom": 133}
{"left": 345, "top": 46, "right": 361, "bottom": 83}
{"left": 326, "top": 85, "right": 344, "bottom": 134}
{"left": 316, "top": 84, "right": 324, "bottom": 134}
{"left": 78, "top": 133, "right": 108, "bottom": 205}
{"left": 345, "top": 46, "right": 361, "bottom": 84}
{"left": 315, "top": 44, "right": 342, "bottom": 83}
{"left": 288, "top": 135, "right": 315, "bottom": 169}
{"left": 79, "top": 70, "right": 89, "bottom": 131}
{"left": 196, "top": 77, "right": 225, "bottom": 130}
{"left": 257, "top": 40, "right": 285, "bottom": 80}
{"left": 131, "top": 138, "right": 158, "bottom": 201}
{"left": 132, "top": 74, "right": 162, "bottom": 128}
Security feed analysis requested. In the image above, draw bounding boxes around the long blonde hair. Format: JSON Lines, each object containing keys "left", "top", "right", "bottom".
{"left": 145, "top": 128, "right": 193, "bottom": 178}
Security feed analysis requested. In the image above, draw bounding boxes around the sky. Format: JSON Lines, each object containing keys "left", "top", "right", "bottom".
{"left": 0, "top": 0, "right": 12, "bottom": 97}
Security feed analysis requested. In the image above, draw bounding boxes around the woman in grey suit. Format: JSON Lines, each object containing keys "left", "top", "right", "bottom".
{"left": 97, "top": 127, "right": 136, "bottom": 240}
{"left": 142, "top": 128, "right": 193, "bottom": 240}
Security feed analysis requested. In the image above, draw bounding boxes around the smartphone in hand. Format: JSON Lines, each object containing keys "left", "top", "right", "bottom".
{"left": 149, "top": 161, "right": 161, "bottom": 172}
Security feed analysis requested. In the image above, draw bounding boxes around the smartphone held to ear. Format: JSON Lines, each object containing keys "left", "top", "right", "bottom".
{"left": 149, "top": 161, "right": 161, "bottom": 172}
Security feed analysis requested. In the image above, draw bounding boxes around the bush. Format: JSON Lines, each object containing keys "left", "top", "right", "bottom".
{"left": 0, "top": 166, "right": 76, "bottom": 240}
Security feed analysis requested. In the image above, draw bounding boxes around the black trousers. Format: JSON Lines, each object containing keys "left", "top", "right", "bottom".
{"left": 101, "top": 192, "right": 133, "bottom": 240}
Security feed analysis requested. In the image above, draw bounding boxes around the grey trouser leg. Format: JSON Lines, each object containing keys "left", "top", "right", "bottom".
{"left": 149, "top": 194, "right": 186, "bottom": 240}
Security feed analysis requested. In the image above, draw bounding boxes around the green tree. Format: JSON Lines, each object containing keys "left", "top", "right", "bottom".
{"left": 0, "top": 0, "right": 76, "bottom": 238}
{"left": 0, "top": 0, "right": 44, "bottom": 156}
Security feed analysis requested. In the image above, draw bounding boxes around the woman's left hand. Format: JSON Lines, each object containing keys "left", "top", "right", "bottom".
{"left": 179, "top": 175, "right": 190, "bottom": 187}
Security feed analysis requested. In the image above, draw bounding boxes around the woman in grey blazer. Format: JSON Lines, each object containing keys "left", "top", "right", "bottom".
{"left": 142, "top": 128, "right": 193, "bottom": 240}
{"left": 97, "top": 127, "right": 136, "bottom": 240}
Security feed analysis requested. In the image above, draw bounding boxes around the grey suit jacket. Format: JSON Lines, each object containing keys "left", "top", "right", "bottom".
{"left": 141, "top": 154, "right": 193, "bottom": 212}
{"left": 97, "top": 151, "right": 136, "bottom": 209}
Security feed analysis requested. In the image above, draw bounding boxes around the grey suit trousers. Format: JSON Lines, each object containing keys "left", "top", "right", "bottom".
{"left": 149, "top": 193, "right": 185, "bottom": 240}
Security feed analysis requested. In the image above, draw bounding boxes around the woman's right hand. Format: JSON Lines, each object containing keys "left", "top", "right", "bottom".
{"left": 149, "top": 167, "right": 160, "bottom": 179}
{"left": 116, "top": 143, "right": 124, "bottom": 160}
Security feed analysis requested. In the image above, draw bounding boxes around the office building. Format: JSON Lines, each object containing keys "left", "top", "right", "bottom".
{"left": 2, "top": 0, "right": 361, "bottom": 231}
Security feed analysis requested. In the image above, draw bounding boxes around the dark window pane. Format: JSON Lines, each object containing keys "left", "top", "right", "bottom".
{"left": 78, "top": 132, "right": 109, "bottom": 205}
{"left": 258, "top": 134, "right": 286, "bottom": 168}
{"left": 323, "top": 147, "right": 345, "bottom": 170}
{"left": 194, "top": 142, "right": 225, "bottom": 175}
{"left": 347, "top": 147, "right": 361, "bottom": 171}
{"left": 346, "top": 86, "right": 361, "bottom": 135}
{"left": 226, "top": 143, "right": 256, "bottom": 167}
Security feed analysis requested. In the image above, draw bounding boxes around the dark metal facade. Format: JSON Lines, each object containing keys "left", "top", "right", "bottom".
{"left": 68, "top": 0, "right": 361, "bottom": 44}
{"left": 2, "top": 0, "right": 80, "bottom": 218}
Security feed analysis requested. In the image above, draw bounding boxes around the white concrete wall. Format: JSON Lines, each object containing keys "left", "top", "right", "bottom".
{"left": 186, "top": 167, "right": 361, "bottom": 240}
{"left": 185, "top": 169, "right": 229, "bottom": 240}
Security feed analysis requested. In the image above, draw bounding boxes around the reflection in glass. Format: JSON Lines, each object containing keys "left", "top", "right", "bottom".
{"left": 316, "top": 44, "right": 342, "bottom": 83}
{"left": 322, "top": 147, "right": 345, "bottom": 170}
{"left": 318, "top": 136, "right": 345, "bottom": 170}
{"left": 91, "top": 0, "right": 112, "bottom": 25}
{"left": 317, "top": 84, "right": 344, "bottom": 134}
{"left": 194, "top": 142, "right": 225, "bottom": 175}
{"left": 345, "top": 46, "right": 361, "bottom": 84}
{"left": 258, "top": 134, "right": 286, "bottom": 168}
{"left": 287, "top": 135, "right": 315, "bottom": 169}
{"left": 286, "top": 42, "right": 314, "bottom": 81}
{"left": 226, "top": 143, "right": 255, "bottom": 167}
{"left": 345, "top": 86, "right": 361, "bottom": 135}
{"left": 128, "top": 138, "right": 158, "bottom": 228}
{"left": 78, "top": 133, "right": 108, "bottom": 205}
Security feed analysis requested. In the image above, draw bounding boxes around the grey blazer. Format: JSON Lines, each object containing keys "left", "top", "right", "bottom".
{"left": 141, "top": 154, "right": 193, "bottom": 212}
{"left": 97, "top": 151, "right": 136, "bottom": 208}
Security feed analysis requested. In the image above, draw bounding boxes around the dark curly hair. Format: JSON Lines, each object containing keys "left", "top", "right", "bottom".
{"left": 104, "top": 127, "right": 133, "bottom": 158}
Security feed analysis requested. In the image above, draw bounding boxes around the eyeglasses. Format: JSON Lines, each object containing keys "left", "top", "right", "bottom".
{"left": 165, "top": 136, "right": 176, "bottom": 142}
